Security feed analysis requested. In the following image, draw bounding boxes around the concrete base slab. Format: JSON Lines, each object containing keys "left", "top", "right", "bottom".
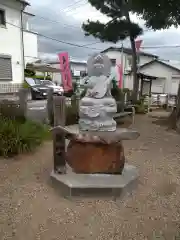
{"left": 50, "top": 164, "right": 139, "bottom": 198}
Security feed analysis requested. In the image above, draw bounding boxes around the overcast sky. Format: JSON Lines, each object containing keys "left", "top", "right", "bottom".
{"left": 27, "top": 0, "right": 180, "bottom": 62}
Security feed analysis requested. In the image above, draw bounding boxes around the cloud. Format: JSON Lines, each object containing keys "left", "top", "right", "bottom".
{"left": 27, "top": 0, "right": 180, "bottom": 61}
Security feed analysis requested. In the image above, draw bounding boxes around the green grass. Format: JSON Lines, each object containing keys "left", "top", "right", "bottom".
{"left": 0, "top": 117, "right": 50, "bottom": 157}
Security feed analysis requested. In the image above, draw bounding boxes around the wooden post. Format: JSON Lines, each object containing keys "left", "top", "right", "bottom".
{"left": 168, "top": 84, "right": 180, "bottom": 130}
{"left": 140, "top": 77, "right": 144, "bottom": 96}
{"left": 157, "top": 94, "right": 160, "bottom": 107}
{"left": 149, "top": 79, "right": 152, "bottom": 96}
{"left": 53, "top": 96, "right": 66, "bottom": 174}
{"left": 47, "top": 88, "right": 54, "bottom": 126}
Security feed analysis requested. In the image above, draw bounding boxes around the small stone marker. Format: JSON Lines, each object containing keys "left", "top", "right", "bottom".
{"left": 53, "top": 96, "right": 66, "bottom": 174}
{"left": 18, "top": 88, "right": 28, "bottom": 117}
{"left": 47, "top": 88, "right": 54, "bottom": 126}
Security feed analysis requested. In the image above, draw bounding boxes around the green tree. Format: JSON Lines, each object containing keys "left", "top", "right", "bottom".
{"left": 82, "top": 0, "right": 143, "bottom": 102}
{"left": 131, "top": 1, "right": 180, "bottom": 30}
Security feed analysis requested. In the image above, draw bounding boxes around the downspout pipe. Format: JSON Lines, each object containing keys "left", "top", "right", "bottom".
{"left": 20, "top": 5, "right": 26, "bottom": 81}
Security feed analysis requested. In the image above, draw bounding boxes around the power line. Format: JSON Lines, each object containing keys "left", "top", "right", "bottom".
{"left": 61, "top": 0, "right": 86, "bottom": 13}
{"left": 141, "top": 45, "right": 180, "bottom": 49}
{"left": 6, "top": 21, "right": 103, "bottom": 51}
{"left": 0, "top": 1, "right": 87, "bottom": 31}
{"left": 63, "top": 1, "right": 88, "bottom": 14}
{"left": 30, "top": 11, "right": 159, "bottom": 47}
{"left": 32, "top": 14, "right": 82, "bottom": 30}
{"left": 6, "top": 20, "right": 180, "bottom": 52}
{"left": 64, "top": 1, "right": 88, "bottom": 14}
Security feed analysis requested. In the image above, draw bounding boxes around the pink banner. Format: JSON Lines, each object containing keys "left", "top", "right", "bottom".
{"left": 135, "top": 39, "right": 143, "bottom": 52}
{"left": 58, "top": 52, "right": 72, "bottom": 92}
{"left": 116, "top": 62, "right": 123, "bottom": 89}
{"left": 117, "top": 64, "right": 123, "bottom": 88}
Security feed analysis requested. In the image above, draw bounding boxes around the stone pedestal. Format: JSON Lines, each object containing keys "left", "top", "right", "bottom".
{"left": 50, "top": 164, "right": 139, "bottom": 198}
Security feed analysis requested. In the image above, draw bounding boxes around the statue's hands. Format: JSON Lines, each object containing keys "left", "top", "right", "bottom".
{"left": 90, "top": 91, "right": 98, "bottom": 97}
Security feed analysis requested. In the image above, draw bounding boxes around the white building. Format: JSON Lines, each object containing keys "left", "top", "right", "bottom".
{"left": 23, "top": 11, "right": 38, "bottom": 66}
{"left": 102, "top": 47, "right": 180, "bottom": 95}
{"left": 48, "top": 60, "right": 87, "bottom": 84}
{"left": 139, "top": 59, "right": 180, "bottom": 95}
{"left": 0, "top": 0, "right": 38, "bottom": 86}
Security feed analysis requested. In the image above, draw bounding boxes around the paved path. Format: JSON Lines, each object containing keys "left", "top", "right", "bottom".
{"left": 27, "top": 100, "right": 47, "bottom": 122}
{"left": 0, "top": 97, "right": 71, "bottom": 122}
{"left": 27, "top": 98, "right": 71, "bottom": 122}
{"left": 28, "top": 100, "right": 47, "bottom": 110}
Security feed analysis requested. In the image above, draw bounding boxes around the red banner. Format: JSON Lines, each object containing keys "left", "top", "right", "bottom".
{"left": 58, "top": 52, "right": 72, "bottom": 92}
{"left": 135, "top": 39, "right": 143, "bottom": 52}
{"left": 116, "top": 60, "right": 123, "bottom": 88}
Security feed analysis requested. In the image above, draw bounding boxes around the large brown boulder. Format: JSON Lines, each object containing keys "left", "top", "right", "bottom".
{"left": 66, "top": 140, "right": 125, "bottom": 174}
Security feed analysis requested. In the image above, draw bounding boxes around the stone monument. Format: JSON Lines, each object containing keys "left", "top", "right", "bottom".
{"left": 51, "top": 53, "right": 140, "bottom": 197}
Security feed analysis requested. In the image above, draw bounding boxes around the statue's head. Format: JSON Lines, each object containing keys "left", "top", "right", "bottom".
{"left": 87, "top": 53, "right": 111, "bottom": 77}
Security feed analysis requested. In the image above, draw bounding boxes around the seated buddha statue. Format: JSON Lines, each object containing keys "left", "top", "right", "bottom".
{"left": 79, "top": 53, "right": 117, "bottom": 132}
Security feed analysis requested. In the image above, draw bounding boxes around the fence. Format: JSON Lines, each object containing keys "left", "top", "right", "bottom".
{"left": 144, "top": 94, "right": 176, "bottom": 109}
{"left": 0, "top": 83, "right": 22, "bottom": 94}
{"left": 0, "top": 89, "right": 28, "bottom": 120}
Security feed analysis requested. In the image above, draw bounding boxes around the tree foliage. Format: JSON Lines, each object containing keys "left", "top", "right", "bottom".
{"left": 82, "top": 0, "right": 143, "bottom": 43}
{"left": 82, "top": 0, "right": 143, "bottom": 101}
{"left": 82, "top": 0, "right": 180, "bottom": 101}
{"left": 83, "top": 19, "right": 143, "bottom": 42}
{"left": 130, "top": 0, "right": 180, "bottom": 30}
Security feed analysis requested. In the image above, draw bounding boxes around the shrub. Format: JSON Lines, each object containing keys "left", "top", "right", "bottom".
{"left": 0, "top": 117, "right": 50, "bottom": 157}
{"left": 22, "top": 80, "right": 30, "bottom": 89}
{"left": 34, "top": 75, "right": 52, "bottom": 80}
{"left": 135, "top": 101, "right": 148, "bottom": 114}
{"left": 80, "top": 88, "right": 86, "bottom": 98}
{"left": 64, "top": 90, "right": 74, "bottom": 98}
{"left": 24, "top": 69, "right": 35, "bottom": 77}
{"left": 66, "top": 102, "right": 79, "bottom": 125}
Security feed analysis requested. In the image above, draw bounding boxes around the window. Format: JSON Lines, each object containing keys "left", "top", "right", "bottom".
{"left": 0, "top": 9, "right": 6, "bottom": 26}
{"left": 0, "top": 56, "right": 12, "bottom": 81}
{"left": 110, "top": 59, "right": 116, "bottom": 66}
{"left": 80, "top": 71, "right": 87, "bottom": 77}
{"left": 127, "top": 57, "right": 132, "bottom": 67}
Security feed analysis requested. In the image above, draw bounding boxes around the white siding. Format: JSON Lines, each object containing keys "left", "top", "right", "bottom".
{"left": 151, "top": 78, "right": 165, "bottom": 93}
{"left": 0, "top": 0, "right": 37, "bottom": 84}
{"left": 0, "top": 0, "right": 24, "bottom": 83}
{"left": 138, "top": 55, "right": 155, "bottom": 66}
{"left": 50, "top": 62, "right": 87, "bottom": 84}
{"left": 24, "top": 31, "right": 38, "bottom": 65}
{"left": 104, "top": 50, "right": 155, "bottom": 74}
{"left": 140, "top": 62, "right": 180, "bottom": 94}
{"left": 170, "top": 77, "right": 180, "bottom": 95}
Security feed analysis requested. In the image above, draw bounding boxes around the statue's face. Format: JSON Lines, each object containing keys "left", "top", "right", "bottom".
{"left": 87, "top": 53, "right": 111, "bottom": 77}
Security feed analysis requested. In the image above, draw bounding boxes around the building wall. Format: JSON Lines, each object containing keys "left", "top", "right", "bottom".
{"left": 24, "top": 30, "right": 38, "bottom": 65}
{"left": 0, "top": 0, "right": 24, "bottom": 83}
{"left": 50, "top": 62, "right": 87, "bottom": 84}
{"left": 104, "top": 50, "right": 155, "bottom": 74}
{"left": 140, "top": 62, "right": 180, "bottom": 94}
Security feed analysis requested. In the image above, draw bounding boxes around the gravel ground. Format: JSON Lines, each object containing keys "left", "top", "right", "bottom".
{"left": 1, "top": 114, "right": 180, "bottom": 240}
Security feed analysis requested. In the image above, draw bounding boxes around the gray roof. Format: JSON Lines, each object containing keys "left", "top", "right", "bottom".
{"left": 161, "top": 60, "right": 180, "bottom": 71}
{"left": 16, "top": 0, "right": 30, "bottom": 6}
{"left": 140, "top": 59, "right": 180, "bottom": 72}
{"left": 49, "top": 60, "right": 87, "bottom": 66}
{"left": 101, "top": 47, "right": 158, "bottom": 59}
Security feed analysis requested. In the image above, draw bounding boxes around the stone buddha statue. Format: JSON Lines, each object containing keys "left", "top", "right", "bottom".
{"left": 79, "top": 53, "right": 117, "bottom": 131}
